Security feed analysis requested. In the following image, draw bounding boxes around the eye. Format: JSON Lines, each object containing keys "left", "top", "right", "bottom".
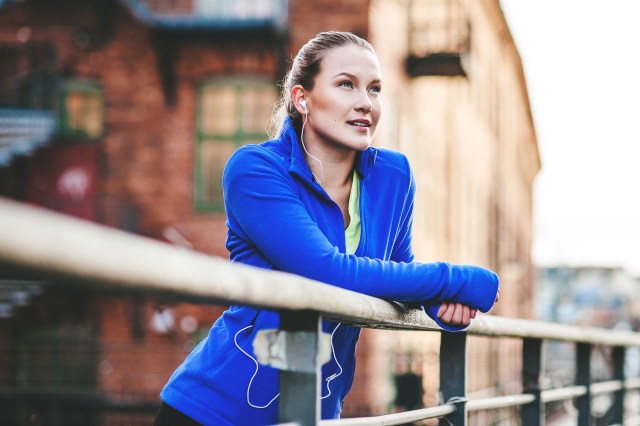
{"left": 339, "top": 80, "right": 353, "bottom": 89}
{"left": 369, "top": 85, "right": 381, "bottom": 94}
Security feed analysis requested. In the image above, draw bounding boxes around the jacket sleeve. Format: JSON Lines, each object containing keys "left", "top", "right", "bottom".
{"left": 223, "top": 146, "right": 499, "bottom": 311}
{"left": 389, "top": 158, "right": 415, "bottom": 264}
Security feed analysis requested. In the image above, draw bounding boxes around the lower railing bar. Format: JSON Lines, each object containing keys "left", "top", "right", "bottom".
{"left": 625, "top": 376, "right": 640, "bottom": 389}
{"left": 625, "top": 415, "right": 640, "bottom": 426}
{"left": 590, "top": 380, "right": 623, "bottom": 395}
{"left": 539, "top": 379, "right": 640, "bottom": 401}
{"left": 321, "top": 394, "right": 537, "bottom": 426}
{"left": 316, "top": 382, "right": 640, "bottom": 426}
{"left": 319, "top": 405, "right": 456, "bottom": 425}
{"left": 466, "top": 394, "right": 536, "bottom": 411}
{"left": 540, "top": 386, "right": 588, "bottom": 402}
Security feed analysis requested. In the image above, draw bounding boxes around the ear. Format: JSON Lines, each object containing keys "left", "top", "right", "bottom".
{"left": 291, "top": 85, "right": 307, "bottom": 115}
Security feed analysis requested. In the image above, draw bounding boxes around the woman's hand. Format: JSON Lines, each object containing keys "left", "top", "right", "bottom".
{"left": 437, "top": 302, "right": 477, "bottom": 326}
{"left": 436, "top": 285, "right": 499, "bottom": 326}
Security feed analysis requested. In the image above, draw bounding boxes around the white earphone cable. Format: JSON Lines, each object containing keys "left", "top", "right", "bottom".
{"left": 234, "top": 325, "right": 280, "bottom": 409}
{"left": 300, "top": 109, "right": 324, "bottom": 184}
{"left": 234, "top": 322, "right": 343, "bottom": 408}
{"left": 320, "top": 323, "right": 342, "bottom": 400}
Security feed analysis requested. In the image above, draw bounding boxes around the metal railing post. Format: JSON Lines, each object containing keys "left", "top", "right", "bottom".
{"left": 521, "top": 338, "right": 543, "bottom": 425}
{"left": 611, "top": 346, "right": 625, "bottom": 424}
{"left": 576, "top": 343, "right": 592, "bottom": 426}
{"left": 439, "top": 332, "right": 467, "bottom": 426}
{"left": 278, "top": 310, "right": 322, "bottom": 426}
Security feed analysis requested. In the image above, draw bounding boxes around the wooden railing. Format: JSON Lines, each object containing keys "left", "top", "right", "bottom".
{"left": 1, "top": 197, "right": 639, "bottom": 425}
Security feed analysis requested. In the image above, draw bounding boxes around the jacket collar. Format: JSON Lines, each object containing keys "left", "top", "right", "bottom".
{"left": 280, "top": 118, "right": 378, "bottom": 185}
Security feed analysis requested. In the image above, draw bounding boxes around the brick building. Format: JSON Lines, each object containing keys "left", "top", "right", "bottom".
{"left": 0, "top": 0, "right": 373, "bottom": 424}
{"left": 0, "top": 0, "right": 538, "bottom": 424}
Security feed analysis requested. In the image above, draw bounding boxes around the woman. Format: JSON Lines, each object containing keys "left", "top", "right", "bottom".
{"left": 156, "top": 31, "right": 499, "bottom": 425}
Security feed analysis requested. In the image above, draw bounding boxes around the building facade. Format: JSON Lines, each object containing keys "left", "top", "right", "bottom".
{"left": 0, "top": 0, "right": 537, "bottom": 424}
{"left": 361, "top": 0, "right": 540, "bottom": 421}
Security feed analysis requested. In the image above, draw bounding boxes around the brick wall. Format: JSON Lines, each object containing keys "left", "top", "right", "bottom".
{"left": 289, "top": 0, "right": 371, "bottom": 54}
{"left": 96, "top": 295, "right": 221, "bottom": 401}
{"left": 0, "top": 0, "right": 378, "bottom": 420}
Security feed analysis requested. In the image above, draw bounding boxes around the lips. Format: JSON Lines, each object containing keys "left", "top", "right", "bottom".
{"left": 348, "top": 119, "right": 371, "bottom": 128}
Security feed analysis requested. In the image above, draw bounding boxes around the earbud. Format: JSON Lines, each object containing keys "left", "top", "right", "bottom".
{"left": 298, "top": 98, "right": 323, "bottom": 183}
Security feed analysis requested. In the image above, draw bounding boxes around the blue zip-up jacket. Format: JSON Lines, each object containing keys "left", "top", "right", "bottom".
{"left": 160, "top": 119, "right": 499, "bottom": 425}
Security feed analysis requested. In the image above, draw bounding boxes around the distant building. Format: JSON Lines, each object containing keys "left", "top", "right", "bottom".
{"left": 537, "top": 265, "right": 640, "bottom": 327}
{"left": 0, "top": 0, "right": 538, "bottom": 424}
{"left": 535, "top": 265, "right": 640, "bottom": 402}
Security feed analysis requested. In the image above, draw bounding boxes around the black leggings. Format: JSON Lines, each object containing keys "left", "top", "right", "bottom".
{"left": 154, "top": 402, "right": 202, "bottom": 426}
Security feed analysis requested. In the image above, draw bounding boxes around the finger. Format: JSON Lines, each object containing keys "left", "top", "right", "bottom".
{"left": 441, "top": 303, "right": 456, "bottom": 323}
{"left": 442, "top": 303, "right": 456, "bottom": 322}
{"left": 471, "top": 309, "right": 477, "bottom": 319}
{"left": 451, "top": 304, "right": 464, "bottom": 324}
{"left": 437, "top": 303, "right": 448, "bottom": 318}
{"left": 462, "top": 305, "right": 471, "bottom": 325}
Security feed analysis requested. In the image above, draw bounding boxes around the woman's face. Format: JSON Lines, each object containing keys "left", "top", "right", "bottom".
{"left": 301, "top": 44, "right": 383, "bottom": 155}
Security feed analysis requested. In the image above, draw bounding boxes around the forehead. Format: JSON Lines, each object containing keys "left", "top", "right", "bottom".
{"left": 318, "top": 45, "right": 381, "bottom": 80}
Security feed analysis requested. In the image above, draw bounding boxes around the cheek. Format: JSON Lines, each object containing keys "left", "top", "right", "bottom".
{"left": 373, "top": 99, "right": 382, "bottom": 117}
{"left": 373, "top": 107, "right": 382, "bottom": 125}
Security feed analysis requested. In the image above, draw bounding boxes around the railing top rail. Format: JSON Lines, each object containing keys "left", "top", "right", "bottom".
{"left": 1, "top": 197, "right": 640, "bottom": 347}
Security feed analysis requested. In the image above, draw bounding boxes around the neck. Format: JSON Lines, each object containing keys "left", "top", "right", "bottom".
{"left": 304, "top": 149, "right": 356, "bottom": 188}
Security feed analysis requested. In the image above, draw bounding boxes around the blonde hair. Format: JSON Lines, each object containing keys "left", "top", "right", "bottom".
{"left": 268, "top": 31, "right": 375, "bottom": 138}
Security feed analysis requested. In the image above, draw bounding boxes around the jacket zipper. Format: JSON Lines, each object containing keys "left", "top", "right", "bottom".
{"left": 246, "top": 309, "right": 260, "bottom": 334}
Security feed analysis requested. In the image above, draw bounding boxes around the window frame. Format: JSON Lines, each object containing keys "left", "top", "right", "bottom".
{"left": 57, "top": 79, "right": 105, "bottom": 141}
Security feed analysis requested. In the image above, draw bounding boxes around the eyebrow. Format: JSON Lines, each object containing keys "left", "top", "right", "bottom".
{"left": 333, "top": 72, "right": 382, "bottom": 85}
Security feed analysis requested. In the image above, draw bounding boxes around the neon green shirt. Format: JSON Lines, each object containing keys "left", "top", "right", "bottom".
{"left": 345, "top": 171, "right": 361, "bottom": 254}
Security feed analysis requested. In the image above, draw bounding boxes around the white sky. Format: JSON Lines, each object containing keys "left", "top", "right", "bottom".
{"left": 500, "top": 1, "right": 640, "bottom": 277}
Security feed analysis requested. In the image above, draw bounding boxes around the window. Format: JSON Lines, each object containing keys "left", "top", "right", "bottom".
{"left": 17, "top": 325, "right": 98, "bottom": 390}
{"left": 195, "top": 78, "right": 277, "bottom": 212}
{"left": 194, "top": 0, "right": 286, "bottom": 20}
{"left": 14, "top": 324, "right": 99, "bottom": 424}
{"left": 0, "top": 41, "right": 57, "bottom": 109}
{"left": 58, "top": 80, "right": 104, "bottom": 140}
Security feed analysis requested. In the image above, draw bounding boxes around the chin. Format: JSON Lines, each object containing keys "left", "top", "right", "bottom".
{"left": 347, "top": 136, "right": 373, "bottom": 151}
{"left": 359, "top": 139, "right": 373, "bottom": 150}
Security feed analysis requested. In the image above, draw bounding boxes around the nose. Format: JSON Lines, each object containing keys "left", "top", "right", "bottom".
{"left": 355, "top": 91, "right": 373, "bottom": 113}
